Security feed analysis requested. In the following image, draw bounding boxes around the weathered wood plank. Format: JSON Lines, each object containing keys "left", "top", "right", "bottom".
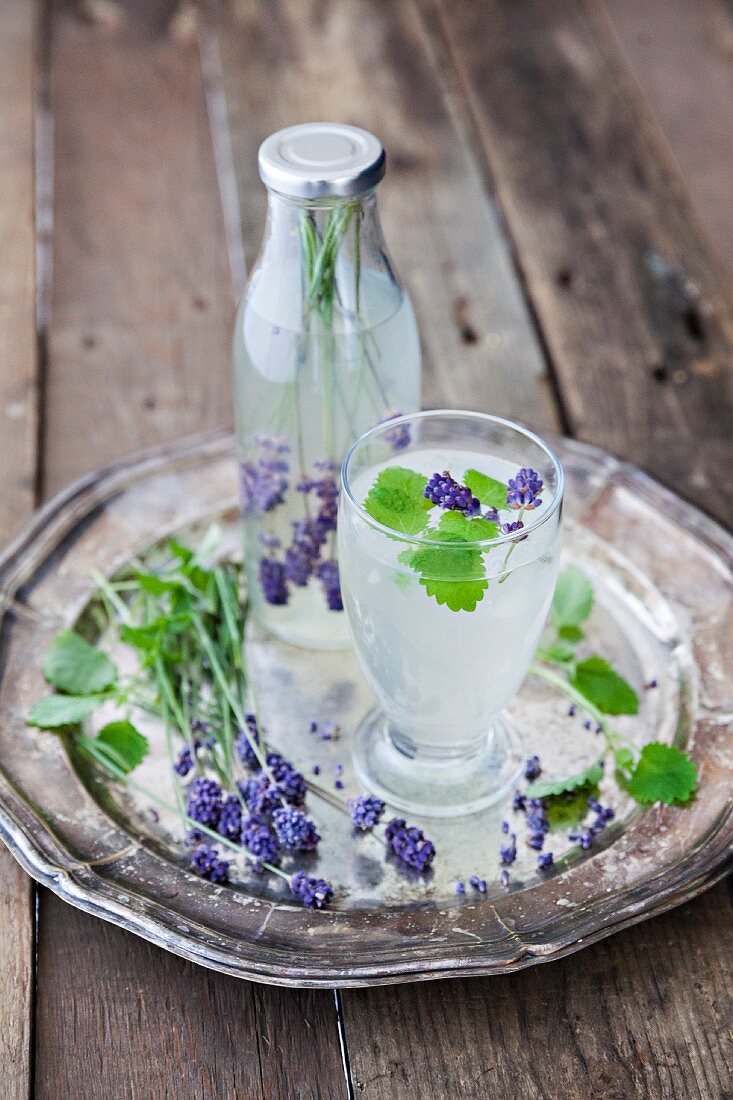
{"left": 604, "top": 0, "right": 733, "bottom": 280}
{"left": 339, "top": 3, "right": 733, "bottom": 1097}
{"left": 0, "top": 4, "right": 39, "bottom": 1099}
{"left": 214, "top": 0, "right": 558, "bottom": 431}
{"left": 430, "top": 0, "right": 733, "bottom": 524}
{"left": 37, "top": 897, "right": 346, "bottom": 1100}
{"left": 345, "top": 883, "right": 733, "bottom": 1099}
{"left": 42, "top": 0, "right": 235, "bottom": 498}
{"left": 0, "top": 0, "right": 39, "bottom": 537}
{"left": 34, "top": 4, "right": 345, "bottom": 1097}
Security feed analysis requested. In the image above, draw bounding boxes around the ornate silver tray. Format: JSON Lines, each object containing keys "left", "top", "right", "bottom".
{"left": 0, "top": 430, "right": 731, "bottom": 987}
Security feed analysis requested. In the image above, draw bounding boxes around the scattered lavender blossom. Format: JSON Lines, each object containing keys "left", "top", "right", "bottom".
{"left": 537, "top": 851, "right": 554, "bottom": 870}
{"left": 500, "top": 834, "right": 517, "bottom": 866}
{"left": 185, "top": 777, "right": 223, "bottom": 829}
{"left": 289, "top": 871, "right": 334, "bottom": 909}
{"left": 272, "top": 807, "right": 320, "bottom": 851}
{"left": 217, "top": 795, "right": 244, "bottom": 842}
{"left": 267, "top": 752, "right": 306, "bottom": 805}
{"left": 455, "top": 881, "right": 466, "bottom": 896}
{"left": 241, "top": 816, "right": 280, "bottom": 868}
{"left": 173, "top": 746, "right": 194, "bottom": 777}
{"left": 190, "top": 845, "right": 230, "bottom": 884}
{"left": 524, "top": 754, "right": 542, "bottom": 781}
{"left": 348, "top": 795, "right": 385, "bottom": 831}
{"left": 239, "top": 773, "right": 281, "bottom": 816}
{"left": 385, "top": 818, "right": 436, "bottom": 872}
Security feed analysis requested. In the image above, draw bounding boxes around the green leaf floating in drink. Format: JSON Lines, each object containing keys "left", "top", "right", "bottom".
{"left": 362, "top": 465, "right": 506, "bottom": 612}
{"left": 362, "top": 466, "right": 433, "bottom": 535}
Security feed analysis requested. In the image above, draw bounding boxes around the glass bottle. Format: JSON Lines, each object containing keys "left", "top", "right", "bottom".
{"left": 233, "top": 123, "right": 421, "bottom": 649}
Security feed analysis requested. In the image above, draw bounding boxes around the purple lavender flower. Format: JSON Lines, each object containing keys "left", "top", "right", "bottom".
{"left": 385, "top": 818, "right": 436, "bottom": 872}
{"left": 537, "top": 851, "right": 554, "bottom": 869}
{"left": 259, "top": 557, "right": 289, "bottom": 605}
{"left": 348, "top": 795, "right": 386, "bottom": 831}
{"left": 380, "top": 410, "right": 411, "bottom": 450}
{"left": 316, "top": 559, "right": 343, "bottom": 611}
{"left": 499, "top": 868, "right": 510, "bottom": 889}
{"left": 500, "top": 834, "right": 517, "bottom": 866}
{"left": 267, "top": 752, "right": 306, "bottom": 805}
{"left": 455, "top": 881, "right": 466, "bottom": 895}
{"left": 512, "top": 791, "right": 527, "bottom": 813}
{"left": 289, "top": 871, "right": 333, "bottom": 909}
{"left": 236, "top": 714, "right": 261, "bottom": 770}
{"left": 526, "top": 799, "right": 549, "bottom": 834}
{"left": 259, "top": 532, "right": 281, "bottom": 549}
{"left": 241, "top": 816, "right": 280, "bottom": 868}
{"left": 190, "top": 845, "right": 229, "bottom": 884}
{"left": 239, "top": 459, "right": 288, "bottom": 516}
{"left": 526, "top": 833, "right": 546, "bottom": 851}
{"left": 173, "top": 746, "right": 194, "bottom": 777}
{"left": 217, "top": 795, "right": 244, "bottom": 842}
{"left": 484, "top": 507, "right": 500, "bottom": 523}
{"left": 272, "top": 807, "right": 320, "bottom": 851}
{"left": 310, "top": 720, "right": 340, "bottom": 741}
{"left": 500, "top": 520, "right": 525, "bottom": 536}
{"left": 524, "top": 755, "right": 542, "bottom": 781}
{"left": 569, "top": 827, "right": 594, "bottom": 850}
{"left": 424, "top": 471, "right": 481, "bottom": 517}
{"left": 469, "top": 874, "right": 487, "bottom": 893}
{"left": 506, "top": 467, "right": 543, "bottom": 510}
{"left": 239, "top": 772, "right": 281, "bottom": 815}
{"left": 185, "top": 777, "right": 223, "bottom": 829}
{"left": 284, "top": 544, "right": 312, "bottom": 586}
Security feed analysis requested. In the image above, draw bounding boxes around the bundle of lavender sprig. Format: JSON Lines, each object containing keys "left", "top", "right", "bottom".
{"left": 27, "top": 537, "right": 435, "bottom": 908}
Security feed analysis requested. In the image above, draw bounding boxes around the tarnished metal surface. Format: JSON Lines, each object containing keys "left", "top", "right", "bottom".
{"left": 0, "top": 430, "right": 730, "bottom": 986}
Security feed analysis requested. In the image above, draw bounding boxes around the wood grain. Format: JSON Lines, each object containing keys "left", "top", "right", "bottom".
{"left": 34, "top": 4, "right": 344, "bottom": 1097}
{"left": 604, "top": 0, "right": 733, "bottom": 279}
{"left": 429, "top": 0, "right": 733, "bottom": 524}
{"left": 345, "top": 883, "right": 733, "bottom": 1099}
{"left": 36, "top": 896, "right": 346, "bottom": 1100}
{"left": 0, "top": 0, "right": 39, "bottom": 537}
{"left": 0, "top": 4, "right": 38, "bottom": 1099}
{"left": 214, "top": 0, "right": 559, "bottom": 432}
{"left": 42, "top": 0, "right": 235, "bottom": 497}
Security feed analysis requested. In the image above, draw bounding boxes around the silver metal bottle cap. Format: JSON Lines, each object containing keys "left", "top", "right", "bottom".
{"left": 258, "top": 123, "right": 385, "bottom": 199}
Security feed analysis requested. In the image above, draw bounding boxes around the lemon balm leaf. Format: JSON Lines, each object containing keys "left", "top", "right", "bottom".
{"left": 626, "top": 742, "right": 697, "bottom": 805}
{"left": 572, "top": 656, "right": 639, "bottom": 715}
{"left": 464, "top": 468, "right": 507, "bottom": 510}
{"left": 406, "top": 532, "right": 488, "bottom": 612}
{"left": 526, "top": 761, "right": 605, "bottom": 799}
{"left": 43, "top": 630, "right": 117, "bottom": 695}
{"left": 437, "top": 511, "right": 498, "bottom": 541}
{"left": 96, "top": 721, "right": 149, "bottom": 773}
{"left": 552, "top": 566, "right": 594, "bottom": 631}
{"left": 28, "top": 694, "right": 102, "bottom": 729}
{"left": 363, "top": 467, "right": 433, "bottom": 535}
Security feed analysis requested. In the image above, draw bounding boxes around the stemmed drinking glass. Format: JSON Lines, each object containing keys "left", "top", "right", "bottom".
{"left": 338, "top": 410, "right": 564, "bottom": 817}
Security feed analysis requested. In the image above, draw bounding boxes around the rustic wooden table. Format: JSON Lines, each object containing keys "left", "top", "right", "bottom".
{"left": 2, "top": 1, "right": 733, "bottom": 1096}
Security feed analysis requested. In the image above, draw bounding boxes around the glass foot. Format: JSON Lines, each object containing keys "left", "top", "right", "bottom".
{"left": 351, "top": 708, "right": 524, "bottom": 818}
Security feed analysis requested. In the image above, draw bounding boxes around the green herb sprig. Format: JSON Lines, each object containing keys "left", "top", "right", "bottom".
{"left": 530, "top": 566, "right": 697, "bottom": 807}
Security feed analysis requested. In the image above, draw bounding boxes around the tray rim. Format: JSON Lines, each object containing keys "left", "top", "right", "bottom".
{"left": 0, "top": 427, "right": 731, "bottom": 988}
